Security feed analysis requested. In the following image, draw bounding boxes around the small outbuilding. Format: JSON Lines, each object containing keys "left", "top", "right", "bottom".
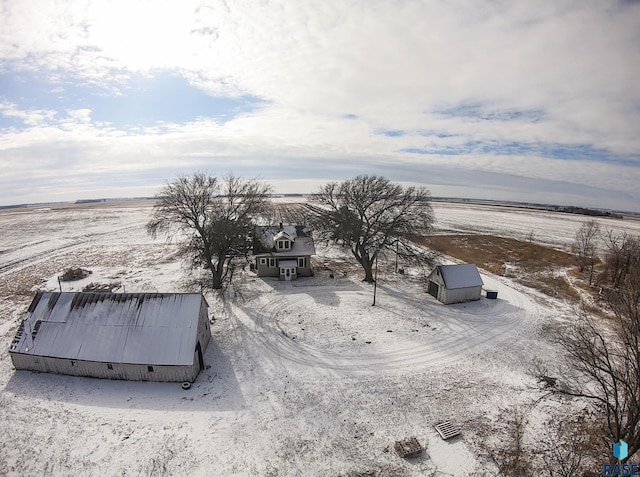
{"left": 427, "top": 264, "right": 484, "bottom": 304}
{"left": 9, "top": 292, "right": 211, "bottom": 383}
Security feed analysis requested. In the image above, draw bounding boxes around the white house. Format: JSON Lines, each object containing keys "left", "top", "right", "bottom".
{"left": 9, "top": 292, "right": 211, "bottom": 383}
{"left": 253, "top": 224, "right": 315, "bottom": 280}
{"left": 426, "top": 264, "right": 484, "bottom": 304}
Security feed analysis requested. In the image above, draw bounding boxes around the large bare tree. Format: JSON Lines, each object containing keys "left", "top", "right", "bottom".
{"left": 311, "top": 175, "right": 434, "bottom": 282}
{"left": 146, "top": 172, "right": 272, "bottom": 290}
{"left": 557, "top": 258, "right": 640, "bottom": 463}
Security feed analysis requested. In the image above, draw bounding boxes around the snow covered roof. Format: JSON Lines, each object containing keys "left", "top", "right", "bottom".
{"left": 437, "top": 264, "right": 483, "bottom": 289}
{"left": 10, "top": 292, "right": 206, "bottom": 366}
{"left": 273, "top": 230, "right": 295, "bottom": 242}
{"left": 254, "top": 225, "right": 315, "bottom": 257}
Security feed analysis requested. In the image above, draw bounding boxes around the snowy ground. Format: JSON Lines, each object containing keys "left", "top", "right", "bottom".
{"left": 432, "top": 201, "right": 640, "bottom": 252}
{"left": 0, "top": 199, "right": 624, "bottom": 476}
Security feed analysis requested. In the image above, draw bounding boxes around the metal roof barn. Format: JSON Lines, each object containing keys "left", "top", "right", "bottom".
{"left": 9, "top": 292, "right": 211, "bottom": 383}
{"left": 427, "top": 264, "right": 484, "bottom": 305}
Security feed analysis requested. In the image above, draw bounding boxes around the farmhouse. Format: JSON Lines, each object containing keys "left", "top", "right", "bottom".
{"left": 253, "top": 224, "right": 315, "bottom": 280}
{"left": 427, "top": 264, "right": 484, "bottom": 304}
{"left": 9, "top": 292, "right": 211, "bottom": 383}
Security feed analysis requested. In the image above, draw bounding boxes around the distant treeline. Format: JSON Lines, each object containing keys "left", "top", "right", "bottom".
{"left": 553, "top": 206, "right": 623, "bottom": 219}
{"left": 75, "top": 199, "right": 108, "bottom": 204}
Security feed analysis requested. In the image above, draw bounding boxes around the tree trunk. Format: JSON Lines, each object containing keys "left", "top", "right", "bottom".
{"left": 210, "top": 259, "right": 224, "bottom": 289}
{"left": 352, "top": 246, "right": 375, "bottom": 282}
{"left": 211, "top": 273, "right": 223, "bottom": 289}
{"left": 362, "top": 260, "right": 374, "bottom": 282}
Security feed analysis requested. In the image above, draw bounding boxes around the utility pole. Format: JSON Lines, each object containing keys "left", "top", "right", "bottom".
{"left": 372, "top": 253, "right": 378, "bottom": 306}
{"left": 395, "top": 239, "right": 399, "bottom": 273}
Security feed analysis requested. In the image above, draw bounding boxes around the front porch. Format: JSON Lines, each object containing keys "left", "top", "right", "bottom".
{"left": 278, "top": 259, "right": 298, "bottom": 281}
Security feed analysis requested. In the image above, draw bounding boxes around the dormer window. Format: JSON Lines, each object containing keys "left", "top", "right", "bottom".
{"left": 273, "top": 229, "right": 295, "bottom": 250}
{"left": 277, "top": 240, "right": 291, "bottom": 250}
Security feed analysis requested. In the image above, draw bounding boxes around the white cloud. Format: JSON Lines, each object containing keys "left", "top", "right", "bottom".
{"left": 0, "top": 102, "right": 58, "bottom": 126}
{"left": 0, "top": 0, "right": 639, "bottom": 209}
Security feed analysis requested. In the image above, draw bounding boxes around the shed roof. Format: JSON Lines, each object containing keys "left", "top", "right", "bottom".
{"left": 437, "top": 264, "right": 483, "bottom": 289}
{"left": 10, "top": 292, "right": 206, "bottom": 366}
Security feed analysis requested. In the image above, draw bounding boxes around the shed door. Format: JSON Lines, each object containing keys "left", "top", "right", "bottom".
{"left": 428, "top": 281, "right": 439, "bottom": 298}
{"left": 195, "top": 342, "right": 204, "bottom": 370}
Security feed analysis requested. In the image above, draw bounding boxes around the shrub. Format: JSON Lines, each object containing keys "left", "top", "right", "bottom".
{"left": 60, "top": 267, "right": 91, "bottom": 281}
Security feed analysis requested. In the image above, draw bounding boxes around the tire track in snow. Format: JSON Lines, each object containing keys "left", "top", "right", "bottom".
{"left": 242, "top": 278, "right": 541, "bottom": 376}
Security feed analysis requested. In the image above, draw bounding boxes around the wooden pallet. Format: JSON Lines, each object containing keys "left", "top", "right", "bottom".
{"left": 394, "top": 437, "right": 424, "bottom": 458}
{"left": 434, "top": 421, "right": 461, "bottom": 440}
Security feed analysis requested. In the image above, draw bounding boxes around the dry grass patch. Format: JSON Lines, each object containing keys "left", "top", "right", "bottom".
{"left": 420, "top": 235, "right": 581, "bottom": 302}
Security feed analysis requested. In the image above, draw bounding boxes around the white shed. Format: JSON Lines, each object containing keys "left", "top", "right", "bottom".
{"left": 9, "top": 292, "right": 211, "bottom": 383}
{"left": 427, "top": 264, "right": 484, "bottom": 304}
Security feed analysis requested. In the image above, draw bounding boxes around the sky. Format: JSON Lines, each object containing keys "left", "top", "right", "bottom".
{"left": 1, "top": 1, "right": 640, "bottom": 211}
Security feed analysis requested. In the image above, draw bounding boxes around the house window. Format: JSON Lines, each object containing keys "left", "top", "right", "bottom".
{"left": 277, "top": 240, "right": 290, "bottom": 250}
{"left": 147, "top": 366, "right": 154, "bottom": 372}
{"left": 259, "top": 258, "right": 267, "bottom": 265}
{"left": 107, "top": 363, "right": 113, "bottom": 370}
{"left": 298, "top": 257, "right": 305, "bottom": 268}
{"left": 269, "top": 258, "right": 276, "bottom": 268}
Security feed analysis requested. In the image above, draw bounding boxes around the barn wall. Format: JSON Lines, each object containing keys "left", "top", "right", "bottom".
{"left": 10, "top": 353, "right": 200, "bottom": 382}
{"left": 442, "top": 286, "right": 482, "bottom": 305}
{"left": 198, "top": 299, "right": 212, "bottom": 352}
{"left": 427, "top": 270, "right": 445, "bottom": 301}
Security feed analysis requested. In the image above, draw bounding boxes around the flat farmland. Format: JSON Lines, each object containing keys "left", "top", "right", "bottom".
{"left": 0, "top": 198, "right": 632, "bottom": 476}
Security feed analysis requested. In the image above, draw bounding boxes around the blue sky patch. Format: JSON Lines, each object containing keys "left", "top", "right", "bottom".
{"left": 401, "top": 141, "right": 637, "bottom": 165}
{"left": 435, "top": 103, "right": 545, "bottom": 122}
{"left": 0, "top": 70, "right": 264, "bottom": 129}
{"left": 374, "top": 129, "right": 407, "bottom": 137}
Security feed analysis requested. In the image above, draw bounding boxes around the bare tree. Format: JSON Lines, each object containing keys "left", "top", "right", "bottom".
{"left": 539, "top": 420, "right": 589, "bottom": 477}
{"left": 483, "top": 407, "right": 532, "bottom": 477}
{"left": 146, "top": 172, "right": 272, "bottom": 290}
{"left": 556, "top": 261, "right": 640, "bottom": 463}
{"left": 601, "top": 230, "right": 640, "bottom": 288}
{"left": 311, "top": 175, "right": 435, "bottom": 282}
{"left": 571, "top": 220, "right": 601, "bottom": 285}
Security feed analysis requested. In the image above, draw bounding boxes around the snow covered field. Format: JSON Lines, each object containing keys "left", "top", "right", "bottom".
{"left": 0, "top": 199, "right": 632, "bottom": 476}
{"left": 432, "top": 201, "right": 640, "bottom": 252}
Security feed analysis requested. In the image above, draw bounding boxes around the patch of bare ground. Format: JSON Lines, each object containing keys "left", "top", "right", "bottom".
{"left": 419, "top": 235, "right": 582, "bottom": 303}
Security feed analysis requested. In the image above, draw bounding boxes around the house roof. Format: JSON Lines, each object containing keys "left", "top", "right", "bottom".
{"left": 254, "top": 225, "right": 315, "bottom": 257}
{"left": 437, "top": 264, "right": 483, "bottom": 289}
{"left": 273, "top": 230, "right": 295, "bottom": 242}
{"left": 10, "top": 292, "right": 206, "bottom": 366}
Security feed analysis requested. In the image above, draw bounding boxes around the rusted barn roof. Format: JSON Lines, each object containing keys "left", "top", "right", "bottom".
{"left": 10, "top": 292, "right": 206, "bottom": 365}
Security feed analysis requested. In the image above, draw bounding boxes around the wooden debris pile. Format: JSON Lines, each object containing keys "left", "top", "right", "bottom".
{"left": 394, "top": 436, "right": 424, "bottom": 458}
